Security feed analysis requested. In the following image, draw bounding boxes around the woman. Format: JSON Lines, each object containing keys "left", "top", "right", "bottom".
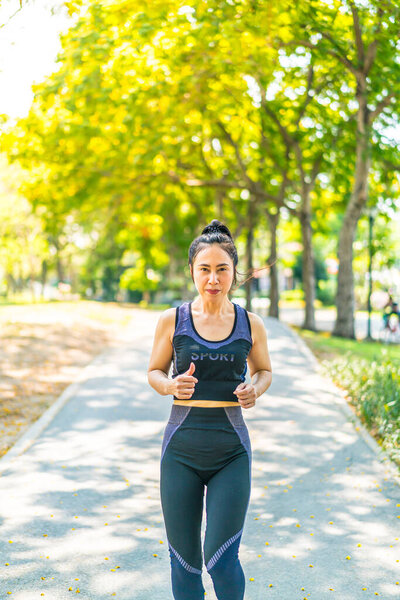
{"left": 147, "top": 220, "right": 272, "bottom": 600}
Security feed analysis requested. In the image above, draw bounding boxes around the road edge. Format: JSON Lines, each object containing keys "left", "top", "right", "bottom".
{"left": 0, "top": 347, "right": 113, "bottom": 474}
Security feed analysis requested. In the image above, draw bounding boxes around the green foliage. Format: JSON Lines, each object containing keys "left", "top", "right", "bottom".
{"left": 316, "top": 279, "right": 336, "bottom": 305}
{"left": 292, "top": 248, "right": 329, "bottom": 285}
{"left": 1, "top": 0, "right": 399, "bottom": 304}
{"left": 325, "top": 355, "right": 400, "bottom": 465}
{"left": 0, "top": 157, "right": 50, "bottom": 296}
{"left": 300, "top": 327, "right": 400, "bottom": 466}
{"left": 280, "top": 289, "right": 304, "bottom": 303}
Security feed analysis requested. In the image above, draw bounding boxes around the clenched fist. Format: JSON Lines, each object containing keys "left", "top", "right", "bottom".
{"left": 233, "top": 382, "right": 257, "bottom": 409}
{"left": 170, "top": 362, "right": 198, "bottom": 399}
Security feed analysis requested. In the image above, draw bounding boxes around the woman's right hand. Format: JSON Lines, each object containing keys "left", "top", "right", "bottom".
{"left": 170, "top": 362, "right": 198, "bottom": 399}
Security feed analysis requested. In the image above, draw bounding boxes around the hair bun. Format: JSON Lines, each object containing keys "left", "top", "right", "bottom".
{"left": 201, "top": 219, "right": 233, "bottom": 239}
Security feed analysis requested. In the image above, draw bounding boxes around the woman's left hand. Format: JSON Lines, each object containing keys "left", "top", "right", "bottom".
{"left": 233, "top": 382, "right": 257, "bottom": 409}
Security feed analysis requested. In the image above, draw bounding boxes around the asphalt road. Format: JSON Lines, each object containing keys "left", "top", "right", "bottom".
{"left": 0, "top": 309, "right": 399, "bottom": 600}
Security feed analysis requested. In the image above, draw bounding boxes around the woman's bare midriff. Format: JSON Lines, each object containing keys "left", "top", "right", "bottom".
{"left": 173, "top": 399, "right": 239, "bottom": 407}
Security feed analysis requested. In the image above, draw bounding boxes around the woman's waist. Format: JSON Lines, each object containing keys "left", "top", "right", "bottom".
{"left": 167, "top": 404, "right": 246, "bottom": 429}
{"left": 173, "top": 399, "right": 239, "bottom": 407}
{"left": 173, "top": 379, "right": 243, "bottom": 403}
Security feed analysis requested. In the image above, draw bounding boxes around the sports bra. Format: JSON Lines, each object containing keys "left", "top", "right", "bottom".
{"left": 171, "top": 301, "right": 253, "bottom": 403}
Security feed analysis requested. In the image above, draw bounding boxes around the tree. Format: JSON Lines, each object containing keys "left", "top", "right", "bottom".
{"left": 0, "top": 156, "right": 49, "bottom": 298}
{"left": 286, "top": 0, "right": 400, "bottom": 337}
{"left": 3, "top": 0, "right": 399, "bottom": 313}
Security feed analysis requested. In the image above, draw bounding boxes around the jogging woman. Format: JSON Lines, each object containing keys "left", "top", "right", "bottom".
{"left": 147, "top": 219, "right": 272, "bottom": 600}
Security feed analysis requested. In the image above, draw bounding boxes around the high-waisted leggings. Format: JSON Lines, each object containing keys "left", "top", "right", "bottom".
{"left": 160, "top": 404, "right": 252, "bottom": 600}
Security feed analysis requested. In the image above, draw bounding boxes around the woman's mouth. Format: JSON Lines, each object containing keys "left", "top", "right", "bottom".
{"left": 206, "top": 289, "right": 220, "bottom": 294}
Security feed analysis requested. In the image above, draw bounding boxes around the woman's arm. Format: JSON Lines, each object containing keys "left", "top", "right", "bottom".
{"left": 233, "top": 312, "right": 272, "bottom": 409}
{"left": 247, "top": 312, "right": 272, "bottom": 395}
{"left": 147, "top": 308, "right": 176, "bottom": 396}
{"left": 147, "top": 308, "right": 199, "bottom": 399}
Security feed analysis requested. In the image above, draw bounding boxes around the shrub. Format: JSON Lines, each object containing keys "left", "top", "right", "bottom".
{"left": 323, "top": 356, "right": 400, "bottom": 465}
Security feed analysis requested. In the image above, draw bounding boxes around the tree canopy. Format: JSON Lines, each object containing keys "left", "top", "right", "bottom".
{"left": 1, "top": 0, "right": 399, "bottom": 329}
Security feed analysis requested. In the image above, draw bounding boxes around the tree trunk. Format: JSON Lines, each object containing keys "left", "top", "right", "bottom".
{"left": 41, "top": 259, "right": 48, "bottom": 299}
{"left": 300, "top": 204, "right": 316, "bottom": 330}
{"left": 267, "top": 212, "right": 279, "bottom": 318}
{"left": 333, "top": 87, "right": 370, "bottom": 338}
{"left": 56, "top": 257, "right": 65, "bottom": 283}
{"left": 53, "top": 238, "right": 65, "bottom": 283}
{"left": 333, "top": 217, "right": 357, "bottom": 338}
{"left": 216, "top": 189, "right": 224, "bottom": 220}
{"left": 5, "top": 273, "right": 17, "bottom": 297}
{"left": 245, "top": 198, "right": 255, "bottom": 312}
{"left": 30, "top": 278, "right": 36, "bottom": 302}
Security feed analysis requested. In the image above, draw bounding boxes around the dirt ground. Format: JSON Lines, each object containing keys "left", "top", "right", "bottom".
{"left": 0, "top": 301, "right": 136, "bottom": 458}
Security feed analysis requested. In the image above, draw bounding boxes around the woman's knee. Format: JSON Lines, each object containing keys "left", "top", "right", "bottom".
{"left": 169, "top": 545, "right": 205, "bottom": 600}
{"left": 205, "top": 530, "right": 243, "bottom": 572}
{"left": 205, "top": 536, "right": 245, "bottom": 600}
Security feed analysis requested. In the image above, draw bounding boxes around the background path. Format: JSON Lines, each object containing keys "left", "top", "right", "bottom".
{"left": 0, "top": 309, "right": 399, "bottom": 600}
{"left": 276, "top": 306, "right": 384, "bottom": 340}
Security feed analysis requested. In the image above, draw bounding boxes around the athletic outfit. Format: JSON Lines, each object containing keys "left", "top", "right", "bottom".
{"left": 160, "top": 300, "right": 253, "bottom": 600}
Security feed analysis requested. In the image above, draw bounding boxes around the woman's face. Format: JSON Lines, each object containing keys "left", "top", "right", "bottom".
{"left": 191, "top": 244, "right": 234, "bottom": 299}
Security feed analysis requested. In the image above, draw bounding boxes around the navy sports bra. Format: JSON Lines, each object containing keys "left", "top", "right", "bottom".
{"left": 171, "top": 301, "right": 253, "bottom": 403}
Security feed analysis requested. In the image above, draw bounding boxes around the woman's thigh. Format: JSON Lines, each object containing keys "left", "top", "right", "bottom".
{"left": 160, "top": 452, "right": 205, "bottom": 570}
{"left": 203, "top": 452, "right": 251, "bottom": 567}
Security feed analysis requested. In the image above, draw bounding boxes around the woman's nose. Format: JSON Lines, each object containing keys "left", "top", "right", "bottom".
{"left": 208, "top": 271, "right": 219, "bottom": 282}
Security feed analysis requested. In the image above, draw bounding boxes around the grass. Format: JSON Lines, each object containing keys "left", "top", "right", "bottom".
{"left": 294, "top": 326, "right": 400, "bottom": 363}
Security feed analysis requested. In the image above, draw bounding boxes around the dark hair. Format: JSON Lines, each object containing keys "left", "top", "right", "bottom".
{"left": 188, "top": 219, "right": 238, "bottom": 287}
{"left": 188, "top": 219, "right": 272, "bottom": 291}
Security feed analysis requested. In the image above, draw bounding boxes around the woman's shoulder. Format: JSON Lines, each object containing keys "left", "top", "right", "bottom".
{"left": 244, "top": 310, "right": 267, "bottom": 343}
{"left": 245, "top": 310, "right": 264, "bottom": 324}
{"left": 159, "top": 306, "right": 178, "bottom": 325}
{"left": 158, "top": 306, "right": 180, "bottom": 342}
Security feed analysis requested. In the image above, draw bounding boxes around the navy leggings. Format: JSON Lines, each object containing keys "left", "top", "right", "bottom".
{"left": 160, "top": 405, "right": 251, "bottom": 600}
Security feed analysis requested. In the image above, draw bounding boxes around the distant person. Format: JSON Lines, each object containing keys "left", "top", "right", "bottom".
{"left": 383, "top": 290, "right": 399, "bottom": 328}
{"left": 147, "top": 219, "right": 272, "bottom": 600}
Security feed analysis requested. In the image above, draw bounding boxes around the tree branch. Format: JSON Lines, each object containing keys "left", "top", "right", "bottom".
{"left": 253, "top": 77, "right": 284, "bottom": 140}
{"left": 199, "top": 140, "right": 214, "bottom": 177}
{"left": 166, "top": 170, "right": 277, "bottom": 201}
{"left": 295, "top": 64, "right": 314, "bottom": 126}
{"left": 363, "top": 39, "right": 378, "bottom": 75}
{"left": 0, "top": 5, "right": 23, "bottom": 29}
{"left": 216, "top": 120, "right": 256, "bottom": 189}
{"left": 349, "top": 0, "right": 365, "bottom": 66}
{"left": 382, "top": 160, "right": 400, "bottom": 172}
{"left": 280, "top": 38, "right": 358, "bottom": 77}
{"left": 292, "top": 140, "right": 306, "bottom": 190}
{"left": 260, "top": 130, "right": 293, "bottom": 180}
{"left": 318, "top": 31, "right": 358, "bottom": 75}
{"left": 363, "top": 6, "right": 387, "bottom": 75}
{"left": 297, "top": 71, "right": 334, "bottom": 125}
{"left": 167, "top": 171, "right": 243, "bottom": 189}
{"left": 369, "top": 91, "right": 396, "bottom": 123}
{"left": 261, "top": 101, "right": 293, "bottom": 151}
{"left": 310, "top": 153, "right": 323, "bottom": 185}
{"left": 229, "top": 197, "right": 245, "bottom": 232}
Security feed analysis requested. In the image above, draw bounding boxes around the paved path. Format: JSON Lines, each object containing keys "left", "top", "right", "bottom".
{"left": 275, "top": 306, "right": 384, "bottom": 340}
{"left": 0, "top": 310, "right": 399, "bottom": 600}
